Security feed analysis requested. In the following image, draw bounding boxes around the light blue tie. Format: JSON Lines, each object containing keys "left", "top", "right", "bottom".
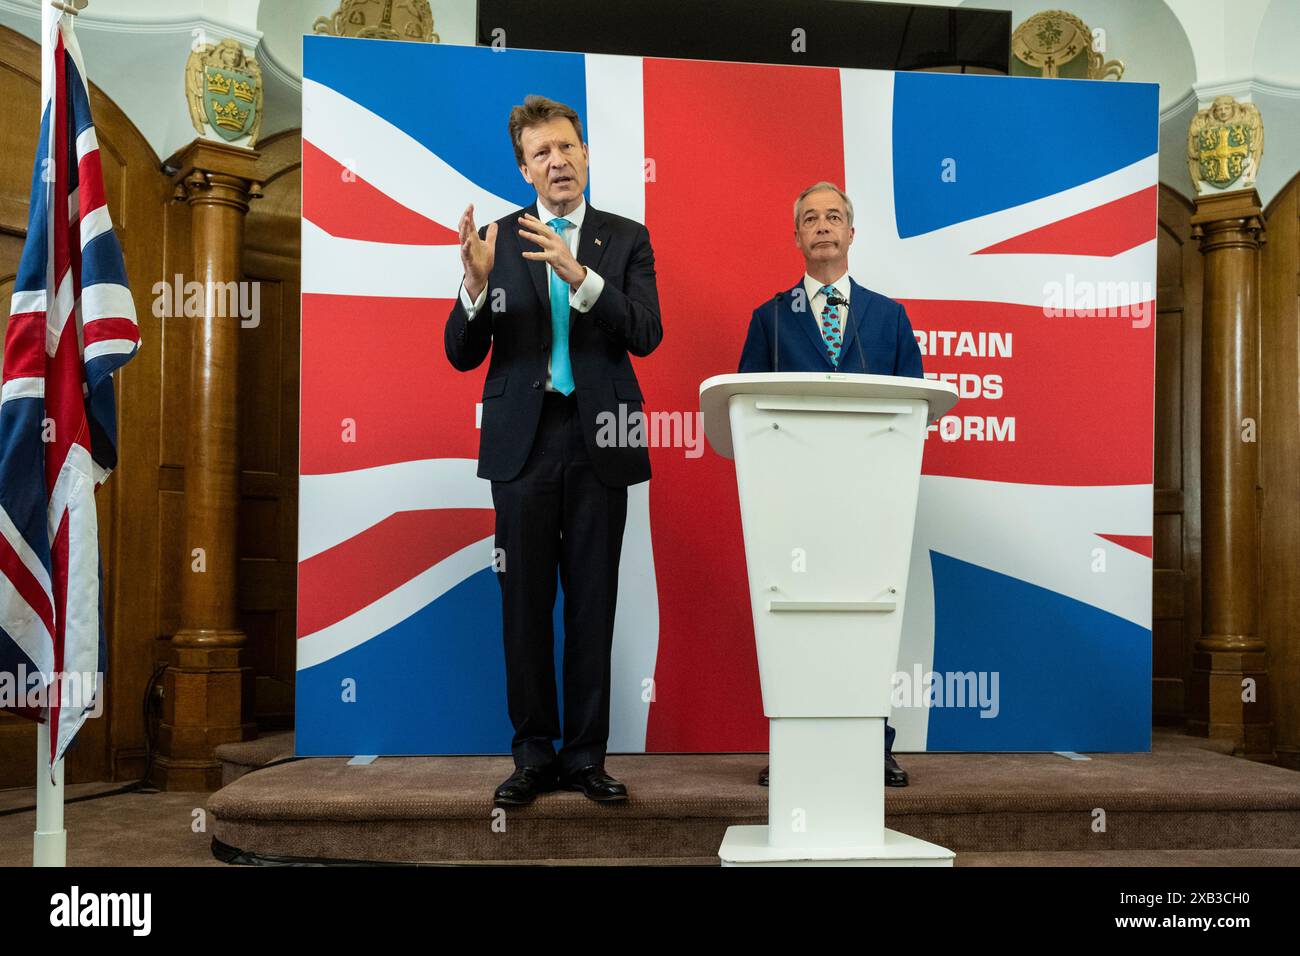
{"left": 818, "top": 284, "right": 843, "bottom": 367}
{"left": 547, "top": 217, "right": 575, "bottom": 395}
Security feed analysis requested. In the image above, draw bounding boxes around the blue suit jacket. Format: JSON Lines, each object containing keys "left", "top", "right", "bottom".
{"left": 738, "top": 278, "right": 924, "bottom": 378}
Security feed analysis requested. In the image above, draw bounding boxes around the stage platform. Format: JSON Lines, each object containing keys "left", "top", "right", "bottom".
{"left": 206, "top": 730, "right": 1300, "bottom": 866}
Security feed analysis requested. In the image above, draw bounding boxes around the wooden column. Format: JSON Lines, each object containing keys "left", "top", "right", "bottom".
{"left": 1187, "top": 188, "right": 1273, "bottom": 760}
{"left": 154, "top": 140, "right": 262, "bottom": 790}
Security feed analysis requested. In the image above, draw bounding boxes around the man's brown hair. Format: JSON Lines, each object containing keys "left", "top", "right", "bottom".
{"left": 508, "top": 94, "right": 584, "bottom": 165}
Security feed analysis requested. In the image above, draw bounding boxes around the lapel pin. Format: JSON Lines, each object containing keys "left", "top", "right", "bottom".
{"left": 594, "top": 238, "right": 602, "bottom": 246}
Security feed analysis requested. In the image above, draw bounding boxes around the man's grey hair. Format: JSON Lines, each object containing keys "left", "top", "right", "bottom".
{"left": 793, "top": 181, "right": 855, "bottom": 228}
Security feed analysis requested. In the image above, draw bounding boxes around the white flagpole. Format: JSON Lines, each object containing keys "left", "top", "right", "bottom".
{"left": 32, "top": 0, "right": 75, "bottom": 869}
{"left": 34, "top": 722, "right": 66, "bottom": 866}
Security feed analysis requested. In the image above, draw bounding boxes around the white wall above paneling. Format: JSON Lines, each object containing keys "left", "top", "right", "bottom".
{"left": 0, "top": 0, "right": 265, "bottom": 159}
{"left": 0, "top": 0, "right": 475, "bottom": 158}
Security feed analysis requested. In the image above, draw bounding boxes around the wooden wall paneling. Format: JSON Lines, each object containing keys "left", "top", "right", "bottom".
{"left": 1153, "top": 185, "right": 1203, "bottom": 723}
{"left": 240, "top": 130, "right": 302, "bottom": 727}
{"left": 1260, "top": 175, "right": 1300, "bottom": 770}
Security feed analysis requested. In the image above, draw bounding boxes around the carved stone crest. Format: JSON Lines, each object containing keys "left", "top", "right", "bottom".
{"left": 313, "top": 0, "right": 439, "bottom": 42}
{"left": 185, "top": 39, "right": 263, "bottom": 147}
{"left": 1012, "top": 10, "right": 1124, "bottom": 80}
{"left": 1187, "top": 96, "right": 1264, "bottom": 193}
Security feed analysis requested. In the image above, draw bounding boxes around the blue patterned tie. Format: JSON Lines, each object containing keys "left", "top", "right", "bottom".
{"left": 819, "top": 284, "right": 843, "bottom": 367}
{"left": 547, "top": 217, "right": 575, "bottom": 395}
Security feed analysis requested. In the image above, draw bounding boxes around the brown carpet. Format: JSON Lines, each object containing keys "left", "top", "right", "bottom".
{"left": 205, "top": 729, "right": 1300, "bottom": 864}
{"left": 215, "top": 732, "right": 295, "bottom": 785}
{"left": 3, "top": 730, "right": 1294, "bottom": 866}
{"left": 0, "top": 790, "right": 232, "bottom": 867}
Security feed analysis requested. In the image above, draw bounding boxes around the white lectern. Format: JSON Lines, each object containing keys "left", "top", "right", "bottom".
{"left": 700, "top": 372, "right": 960, "bottom": 867}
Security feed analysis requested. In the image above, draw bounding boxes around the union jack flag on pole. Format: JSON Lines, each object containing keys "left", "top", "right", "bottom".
{"left": 0, "top": 7, "right": 139, "bottom": 778}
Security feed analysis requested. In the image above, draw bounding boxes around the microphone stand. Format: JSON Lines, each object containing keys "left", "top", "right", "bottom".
{"left": 826, "top": 292, "right": 866, "bottom": 372}
{"left": 771, "top": 291, "right": 785, "bottom": 373}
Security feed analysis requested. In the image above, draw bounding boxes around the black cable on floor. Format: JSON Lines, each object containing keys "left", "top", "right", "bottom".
{"left": 0, "top": 660, "right": 170, "bottom": 817}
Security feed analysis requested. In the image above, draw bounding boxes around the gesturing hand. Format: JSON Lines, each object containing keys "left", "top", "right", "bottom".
{"left": 459, "top": 203, "right": 497, "bottom": 301}
{"left": 518, "top": 213, "right": 587, "bottom": 289}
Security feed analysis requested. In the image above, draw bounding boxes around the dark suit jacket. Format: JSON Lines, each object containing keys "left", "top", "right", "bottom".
{"left": 444, "top": 202, "right": 663, "bottom": 487}
{"left": 738, "top": 278, "right": 924, "bottom": 378}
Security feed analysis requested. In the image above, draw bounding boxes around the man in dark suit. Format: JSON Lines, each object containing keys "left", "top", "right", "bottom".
{"left": 445, "top": 95, "right": 662, "bottom": 806}
{"left": 738, "top": 181, "right": 923, "bottom": 789}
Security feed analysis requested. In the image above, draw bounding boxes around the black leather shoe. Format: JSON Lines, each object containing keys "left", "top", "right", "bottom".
{"left": 885, "top": 753, "right": 909, "bottom": 787}
{"left": 493, "top": 765, "right": 557, "bottom": 805}
{"left": 758, "top": 765, "right": 769, "bottom": 787}
{"left": 560, "top": 765, "right": 628, "bottom": 802}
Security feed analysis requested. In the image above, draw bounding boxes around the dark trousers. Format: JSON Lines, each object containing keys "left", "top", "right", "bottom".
{"left": 885, "top": 720, "right": 896, "bottom": 757}
{"left": 490, "top": 392, "right": 628, "bottom": 773}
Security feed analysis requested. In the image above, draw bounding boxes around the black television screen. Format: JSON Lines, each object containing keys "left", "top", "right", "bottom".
{"left": 476, "top": 0, "right": 1010, "bottom": 74}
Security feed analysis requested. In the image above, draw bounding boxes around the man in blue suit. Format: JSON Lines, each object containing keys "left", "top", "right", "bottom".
{"left": 738, "top": 181, "right": 923, "bottom": 788}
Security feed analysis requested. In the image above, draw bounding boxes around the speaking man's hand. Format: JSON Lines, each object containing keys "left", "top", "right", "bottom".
{"left": 459, "top": 203, "right": 497, "bottom": 301}
{"left": 518, "top": 213, "right": 587, "bottom": 289}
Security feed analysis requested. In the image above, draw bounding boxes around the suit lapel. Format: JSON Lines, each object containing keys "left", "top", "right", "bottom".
{"left": 521, "top": 203, "right": 550, "bottom": 314}
{"left": 576, "top": 204, "right": 610, "bottom": 278}
{"left": 790, "top": 280, "right": 834, "bottom": 370}
{"left": 839, "top": 279, "right": 869, "bottom": 372}
{"left": 524, "top": 201, "right": 606, "bottom": 326}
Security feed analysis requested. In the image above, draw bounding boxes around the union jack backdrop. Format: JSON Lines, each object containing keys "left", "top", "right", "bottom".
{"left": 0, "top": 15, "right": 139, "bottom": 775}
{"left": 298, "top": 36, "right": 1156, "bottom": 755}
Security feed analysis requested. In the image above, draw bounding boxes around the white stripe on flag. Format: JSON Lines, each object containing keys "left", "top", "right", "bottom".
{"left": 54, "top": 443, "right": 102, "bottom": 762}
{"left": 61, "top": 16, "right": 89, "bottom": 93}
{"left": 585, "top": 54, "right": 656, "bottom": 754}
{"left": 79, "top": 203, "right": 112, "bottom": 248}
{"left": 298, "top": 457, "right": 490, "bottom": 561}
{"left": 298, "top": 536, "right": 494, "bottom": 668}
{"left": 9, "top": 289, "right": 46, "bottom": 318}
{"left": 81, "top": 282, "right": 136, "bottom": 324}
{"left": 75, "top": 125, "right": 97, "bottom": 161}
{"left": 303, "top": 77, "right": 516, "bottom": 232}
{"left": 0, "top": 377, "right": 45, "bottom": 406}
{"left": 84, "top": 338, "right": 138, "bottom": 363}
{"left": 300, "top": 219, "right": 461, "bottom": 298}
{"left": 46, "top": 269, "right": 76, "bottom": 355}
{"left": 584, "top": 54, "right": 646, "bottom": 225}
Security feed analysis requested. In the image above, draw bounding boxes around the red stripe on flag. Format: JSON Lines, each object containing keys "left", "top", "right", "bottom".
{"left": 1096, "top": 533, "right": 1153, "bottom": 558}
{"left": 76, "top": 152, "right": 106, "bottom": 221}
{"left": 974, "top": 186, "right": 1158, "bottom": 257}
{"left": 0, "top": 531, "right": 55, "bottom": 639}
{"left": 302, "top": 139, "right": 459, "bottom": 245}
{"left": 82, "top": 316, "right": 140, "bottom": 347}
{"left": 299, "top": 293, "right": 486, "bottom": 475}
{"left": 905, "top": 298, "right": 1156, "bottom": 486}
{"left": 297, "top": 508, "right": 494, "bottom": 638}
{"left": 47, "top": 509, "right": 70, "bottom": 764}
{"left": 2, "top": 313, "right": 47, "bottom": 380}
{"left": 639, "top": 58, "right": 847, "bottom": 752}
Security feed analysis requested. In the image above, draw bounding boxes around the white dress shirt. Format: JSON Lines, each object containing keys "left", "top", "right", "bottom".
{"left": 802, "top": 271, "right": 851, "bottom": 346}
{"left": 459, "top": 197, "right": 606, "bottom": 391}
